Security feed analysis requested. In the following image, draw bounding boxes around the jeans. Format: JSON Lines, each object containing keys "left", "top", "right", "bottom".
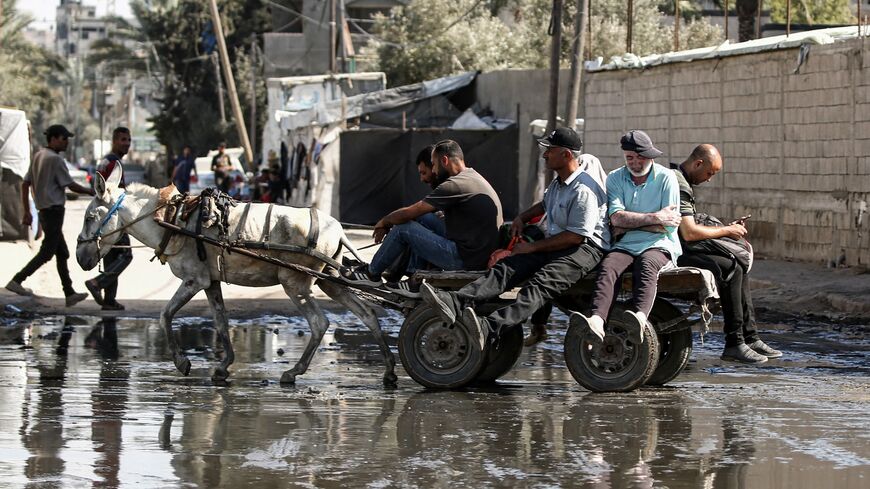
{"left": 453, "top": 243, "right": 603, "bottom": 330}
{"left": 13, "top": 206, "right": 75, "bottom": 296}
{"left": 370, "top": 220, "right": 463, "bottom": 276}
{"left": 678, "top": 252, "right": 759, "bottom": 347}
{"left": 589, "top": 249, "right": 671, "bottom": 321}
{"left": 93, "top": 233, "right": 133, "bottom": 303}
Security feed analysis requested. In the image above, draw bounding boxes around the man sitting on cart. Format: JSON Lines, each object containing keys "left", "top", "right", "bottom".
{"left": 570, "top": 130, "right": 682, "bottom": 344}
{"left": 672, "top": 144, "right": 782, "bottom": 363}
{"left": 420, "top": 127, "right": 610, "bottom": 350}
{"left": 344, "top": 140, "right": 503, "bottom": 291}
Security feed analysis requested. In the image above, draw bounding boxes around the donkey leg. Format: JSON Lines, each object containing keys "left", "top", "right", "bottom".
{"left": 280, "top": 290, "right": 330, "bottom": 384}
{"left": 204, "top": 280, "right": 234, "bottom": 382}
{"left": 318, "top": 279, "right": 397, "bottom": 386}
{"left": 161, "top": 280, "right": 203, "bottom": 376}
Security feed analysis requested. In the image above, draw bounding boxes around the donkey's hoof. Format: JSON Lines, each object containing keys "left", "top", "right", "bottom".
{"left": 383, "top": 371, "right": 398, "bottom": 386}
{"left": 280, "top": 371, "right": 297, "bottom": 385}
{"left": 174, "top": 356, "right": 191, "bottom": 376}
{"left": 211, "top": 367, "right": 230, "bottom": 382}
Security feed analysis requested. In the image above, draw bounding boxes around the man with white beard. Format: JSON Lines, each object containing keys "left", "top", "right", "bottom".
{"left": 570, "top": 130, "right": 682, "bottom": 343}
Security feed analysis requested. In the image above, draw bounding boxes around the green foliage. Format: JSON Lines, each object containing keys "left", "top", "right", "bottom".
{"left": 364, "top": 0, "right": 723, "bottom": 86}
{"left": 0, "top": 0, "right": 66, "bottom": 139}
{"left": 768, "top": 0, "right": 854, "bottom": 25}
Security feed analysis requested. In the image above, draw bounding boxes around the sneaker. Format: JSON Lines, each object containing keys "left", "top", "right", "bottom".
{"left": 748, "top": 340, "right": 782, "bottom": 358}
{"left": 721, "top": 344, "right": 769, "bottom": 364}
{"left": 86, "top": 279, "right": 104, "bottom": 306}
{"left": 523, "top": 323, "right": 548, "bottom": 347}
{"left": 341, "top": 264, "right": 382, "bottom": 287}
{"left": 5, "top": 280, "right": 33, "bottom": 297}
{"left": 569, "top": 312, "right": 605, "bottom": 342}
{"left": 419, "top": 283, "right": 458, "bottom": 325}
{"left": 384, "top": 278, "right": 421, "bottom": 297}
{"left": 102, "top": 301, "right": 125, "bottom": 311}
{"left": 65, "top": 292, "right": 88, "bottom": 307}
{"left": 460, "top": 307, "right": 488, "bottom": 352}
{"left": 623, "top": 309, "right": 647, "bottom": 344}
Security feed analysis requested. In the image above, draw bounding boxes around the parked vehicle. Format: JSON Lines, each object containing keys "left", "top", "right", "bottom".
{"left": 188, "top": 147, "right": 251, "bottom": 199}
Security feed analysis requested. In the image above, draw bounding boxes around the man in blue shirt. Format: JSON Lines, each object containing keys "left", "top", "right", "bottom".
{"left": 571, "top": 130, "right": 682, "bottom": 343}
{"left": 172, "top": 145, "right": 197, "bottom": 193}
{"left": 421, "top": 127, "right": 610, "bottom": 351}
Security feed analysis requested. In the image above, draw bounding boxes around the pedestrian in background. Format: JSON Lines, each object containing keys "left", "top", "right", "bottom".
{"left": 6, "top": 124, "right": 94, "bottom": 306}
{"left": 211, "top": 142, "right": 231, "bottom": 193}
{"left": 171, "top": 145, "right": 197, "bottom": 193}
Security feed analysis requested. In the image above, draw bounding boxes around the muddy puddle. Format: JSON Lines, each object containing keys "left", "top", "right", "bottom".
{"left": 0, "top": 311, "right": 867, "bottom": 488}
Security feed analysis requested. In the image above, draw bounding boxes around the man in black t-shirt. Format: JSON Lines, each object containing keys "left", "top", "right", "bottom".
{"left": 345, "top": 140, "right": 503, "bottom": 290}
{"left": 673, "top": 144, "right": 782, "bottom": 364}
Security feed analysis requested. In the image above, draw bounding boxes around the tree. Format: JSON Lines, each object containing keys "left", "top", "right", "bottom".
{"left": 363, "top": 0, "right": 723, "bottom": 86}
{"left": 0, "top": 0, "right": 66, "bottom": 139}
{"left": 769, "top": 0, "right": 854, "bottom": 25}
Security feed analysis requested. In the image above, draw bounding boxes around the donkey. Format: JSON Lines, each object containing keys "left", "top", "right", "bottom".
{"left": 76, "top": 166, "right": 397, "bottom": 385}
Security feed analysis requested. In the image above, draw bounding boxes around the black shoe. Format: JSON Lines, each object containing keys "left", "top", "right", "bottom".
{"left": 65, "top": 292, "right": 88, "bottom": 307}
{"left": 342, "top": 264, "right": 382, "bottom": 287}
{"left": 102, "top": 301, "right": 125, "bottom": 311}
{"left": 748, "top": 340, "right": 782, "bottom": 358}
{"left": 384, "top": 278, "right": 421, "bottom": 296}
{"left": 419, "top": 283, "right": 458, "bottom": 324}
{"left": 460, "top": 307, "right": 488, "bottom": 353}
{"left": 721, "top": 344, "right": 768, "bottom": 364}
{"left": 86, "top": 279, "right": 104, "bottom": 306}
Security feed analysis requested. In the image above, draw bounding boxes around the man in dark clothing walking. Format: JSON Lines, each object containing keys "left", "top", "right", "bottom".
{"left": 6, "top": 125, "right": 94, "bottom": 306}
{"left": 672, "top": 144, "right": 782, "bottom": 363}
{"left": 211, "top": 142, "right": 231, "bottom": 193}
{"left": 85, "top": 127, "right": 134, "bottom": 311}
{"left": 171, "top": 145, "right": 197, "bottom": 193}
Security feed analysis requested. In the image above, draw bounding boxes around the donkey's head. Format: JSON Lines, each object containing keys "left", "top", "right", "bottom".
{"left": 76, "top": 164, "right": 125, "bottom": 271}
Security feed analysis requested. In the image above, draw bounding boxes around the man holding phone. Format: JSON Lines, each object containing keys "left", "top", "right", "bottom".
{"left": 672, "top": 144, "right": 781, "bottom": 363}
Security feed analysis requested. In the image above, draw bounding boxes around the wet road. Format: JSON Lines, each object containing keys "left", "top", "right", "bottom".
{"left": 0, "top": 311, "right": 867, "bottom": 488}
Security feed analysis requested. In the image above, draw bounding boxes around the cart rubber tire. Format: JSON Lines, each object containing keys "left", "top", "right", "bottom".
{"left": 564, "top": 304, "right": 660, "bottom": 392}
{"left": 645, "top": 326, "right": 692, "bottom": 386}
{"left": 475, "top": 324, "right": 524, "bottom": 383}
{"left": 399, "top": 305, "right": 486, "bottom": 389}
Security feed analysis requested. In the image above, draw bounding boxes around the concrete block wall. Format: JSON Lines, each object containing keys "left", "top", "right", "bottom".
{"left": 477, "top": 38, "right": 870, "bottom": 266}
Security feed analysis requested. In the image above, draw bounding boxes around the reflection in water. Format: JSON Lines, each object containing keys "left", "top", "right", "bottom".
{"left": 2, "top": 315, "right": 867, "bottom": 488}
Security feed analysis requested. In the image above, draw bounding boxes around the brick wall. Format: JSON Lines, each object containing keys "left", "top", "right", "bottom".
{"left": 477, "top": 38, "right": 870, "bottom": 265}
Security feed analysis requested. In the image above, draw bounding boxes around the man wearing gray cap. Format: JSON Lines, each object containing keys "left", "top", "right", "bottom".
{"left": 570, "top": 130, "right": 682, "bottom": 343}
{"left": 421, "top": 127, "right": 611, "bottom": 350}
{"left": 6, "top": 125, "right": 94, "bottom": 306}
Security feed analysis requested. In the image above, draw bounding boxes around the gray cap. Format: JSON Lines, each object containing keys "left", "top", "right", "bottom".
{"left": 620, "top": 130, "right": 662, "bottom": 158}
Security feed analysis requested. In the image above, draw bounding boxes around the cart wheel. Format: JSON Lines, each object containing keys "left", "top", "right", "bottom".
{"left": 399, "top": 305, "right": 486, "bottom": 389}
{"left": 646, "top": 300, "right": 693, "bottom": 386}
{"left": 475, "top": 324, "right": 524, "bottom": 383}
{"left": 564, "top": 304, "right": 660, "bottom": 392}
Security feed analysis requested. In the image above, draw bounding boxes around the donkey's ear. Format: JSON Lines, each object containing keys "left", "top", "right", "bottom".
{"left": 94, "top": 171, "right": 108, "bottom": 201}
{"left": 106, "top": 162, "right": 123, "bottom": 188}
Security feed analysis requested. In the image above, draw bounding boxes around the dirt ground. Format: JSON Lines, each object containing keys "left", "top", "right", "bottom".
{"left": 2, "top": 198, "right": 870, "bottom": 322}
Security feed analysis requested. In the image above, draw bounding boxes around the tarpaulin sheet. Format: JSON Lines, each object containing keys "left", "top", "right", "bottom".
{"left": 339, "top": 127, "right": 518, "bottom": 225}
{"left": 0, "top": 108, "right": 30, "bottom": 178}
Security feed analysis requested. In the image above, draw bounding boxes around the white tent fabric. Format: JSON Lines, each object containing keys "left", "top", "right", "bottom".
{"left": 0, "top": 108, "right": 30, "bottom": 178}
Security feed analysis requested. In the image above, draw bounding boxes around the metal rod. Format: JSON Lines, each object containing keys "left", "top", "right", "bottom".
{"left": 249, "top": 37, "right": 257, "bottom": 164}
{"left": 208, "top": 0, "right": 254, "bottom": 166}
{"left": 547, "top": 0, "right": 563, "bottom": 133}
{"left": 756, "top": 0, "right": 763, "bottom": 39}
{"left": 724, "top": 0, "right": 729, "bottom": 40}
{"left": 626, "top": 0, "right": 633, "bottom": 53}
{"left": 674, "top": 0, "right": 680, "bottom": 51}
{"left": 329, "top": 0, "right": 337, "bottom": 72}
{"left": 786, "top": 0, "right": 791, "bottom": 37}
{"left": 566, "top": 0, "right": 588, "bottom": 129}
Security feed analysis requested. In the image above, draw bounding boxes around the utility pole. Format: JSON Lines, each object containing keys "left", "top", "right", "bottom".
{"left": 756, "top": 0, "right": 763, "bottom": 39}
{"left": 546, "top": 0, "right": 563, "bottom": 134}
{"left": 249, "top": 37, "right": 257, "bottom": 164}
{"left": 565, "top": 0, "right": 588, "bottom": 131}
{"left": 338, "top": 0, "right": 347, "bottom": 72}
{"left": 786, "top": 0, "right": 791, "bottom": 37}
{"left": 626, "top": 0, "right": 634, "bottom": 53}
{"left": 213, "top": 52, "right": 226, "bottom": 123}
{"left": 673, "top": 0, "right": 680, "bottom": 51}
{"left": 329, "top": 0, "right": 337, "bottom": 72}
{"left": 208, "top": 0, "right": 254, "bottom": 166}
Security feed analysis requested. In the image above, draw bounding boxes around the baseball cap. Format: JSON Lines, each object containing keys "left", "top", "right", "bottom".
{"left": 44, "top": 124, "right": 74, "bottom": 139}
{"left": 620, "top": 130, "right": 662, "bottom": 158}
{"left": 538, "top": 127, "right": 583, "bottom": 151}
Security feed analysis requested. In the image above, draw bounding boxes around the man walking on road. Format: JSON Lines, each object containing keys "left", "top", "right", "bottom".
{"left": 672, "top": 144, "right": 782, "bottom": 363}
{"left": 85, "top": 127, "right": 134, "bottom": 311}
{"left": 6, "top": 125, "right": 94, "bottom": 306}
